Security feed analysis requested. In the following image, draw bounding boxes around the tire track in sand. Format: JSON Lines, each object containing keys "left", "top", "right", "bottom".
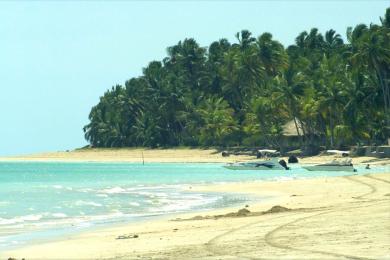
{"left": 262, "top": 175, "right": 385, "bottom": 260}
{"left": 205, "top": 174, "right": 386, "bottom": 260}
{"left": 204, "top": 212, "right": 304, "bottom": 260}
{"left": 364, "top": 174, "right": 390, "bottom": 184}
{"left": 263, "top": 208, "right": 378, "bottom": 260}
{"left": 343, "top": 175, "right": 377, "bottom": 200}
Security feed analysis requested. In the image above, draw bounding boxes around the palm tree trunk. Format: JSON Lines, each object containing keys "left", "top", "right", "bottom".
{"left": 381, "top": 69, "right": 390, "bottom": 128}
{"left": 293, "top": 116, "right": 302, "bottom": 146}
{"left": 373, "top": 60, "right": 390, "bottom": 129}
{"left": 329, "top": 108, "right": 334, "bottom": 148}
{"left": 298, "top": 118, "right": 306, "bottom": 136}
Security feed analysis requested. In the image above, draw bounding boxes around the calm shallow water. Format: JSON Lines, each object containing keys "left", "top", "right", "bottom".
{"left": 0, "top": 161, "right": 388, "bottom": 249}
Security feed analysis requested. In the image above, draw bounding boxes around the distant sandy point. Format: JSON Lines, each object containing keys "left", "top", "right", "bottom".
{"left": 1, "top": 147, "right": 390, "bottom": 165}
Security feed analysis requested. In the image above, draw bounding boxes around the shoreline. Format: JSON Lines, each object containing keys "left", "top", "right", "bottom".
{"left": 2, "top": 172, "right": 390, "bottom": 259}
{"left": 1, "top": 148, "right": 389, "bottom": 165}
{"left": 1, "top": 188, "right": 258, "bottom": 253}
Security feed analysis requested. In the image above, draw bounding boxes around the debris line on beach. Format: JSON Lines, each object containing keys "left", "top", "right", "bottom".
{"left": 116, "top": 234, "right": 139, "bottom": 240}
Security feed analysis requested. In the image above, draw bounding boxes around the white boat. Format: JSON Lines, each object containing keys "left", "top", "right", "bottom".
{"left": 223, "top": 158, "right": 289, "bottom": 170}
{"left": 302, "top": 158, "right": 356, "bottom": 172}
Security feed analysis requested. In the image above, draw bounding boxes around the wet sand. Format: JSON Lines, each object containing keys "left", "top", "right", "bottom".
{"left": 2, "top": 172, "right": 390, "bottom": 259}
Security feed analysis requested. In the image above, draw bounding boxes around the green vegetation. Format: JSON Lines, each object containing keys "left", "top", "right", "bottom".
{"left": 84, "top": 8, "right": 390, "bottom": 150}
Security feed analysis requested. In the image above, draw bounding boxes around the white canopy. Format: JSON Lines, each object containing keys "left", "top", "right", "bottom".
{"left": 326, "top": 150, "right": 349, "bottom": 154}
{"left": 258, "top": 149, "right": 278, "bottom": 153}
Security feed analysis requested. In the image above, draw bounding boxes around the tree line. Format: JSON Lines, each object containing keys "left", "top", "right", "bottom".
{"left": 84, "top": 8, "right": 390, "bottom": 151}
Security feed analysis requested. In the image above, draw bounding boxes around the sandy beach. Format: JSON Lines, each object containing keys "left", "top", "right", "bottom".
{"left": 1, "top": 148, "right": 390, "bottom": 165}
{"left": 2, "top": 171, "right": 390, "bottom": 260}
{"left": 0, "top": 148, "right": 248, "bottom": 163}
{"left": 3, "top": 1, "right": 390, "bottom": 259}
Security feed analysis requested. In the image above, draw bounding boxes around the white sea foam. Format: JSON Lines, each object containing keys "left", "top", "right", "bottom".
{"left": 155, "top": 192, "right": 168, "bottom": 197}
{"left": 137, "top": 191, "right": 155, "bottom": 196}
{"left": 273, "top": 176, "right": 296, "bottom": 181}
{"left": 129, "top": 202, "right": 140, "bottom": 207}
{"left": 158, "top": 198, "right": 171, "bottom": 204}
{"left": 148, "top": 194, "right": 220, "bottom": 213}
{"left": 0, "top": 201, "right": 10, "bottom": 206}
{"left": 76, "top": 222, "right": 93, "bottom": 228}
{"left": 52, "top": 185, "right": 63, "bottom": 189}
{"left": 29, "top": 212, "right": 129, "bottom": 228}
{"left": 79, "top": 188, "right": 93, "bottom": 193}
{"left": 98, "top": 187, "right": 127, "bottom": 194}
{"left": 0, "top": 214, "right": 43, "bottom": 225}
{"left": 52, "top": 213, "right": 67, "bottom": 218}
{"left": 19, "top": 214, "right": 42, "bottom": 221}
{"left": 75, "top": 200, "right": 102, "bottom": 207}
{"left": 135, "top": 185, "right": 181, "bottom": 190}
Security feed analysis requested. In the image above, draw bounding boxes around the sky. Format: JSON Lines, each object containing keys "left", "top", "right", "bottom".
{"left": 0, "top": 1, "right": 388, "bottom": 156}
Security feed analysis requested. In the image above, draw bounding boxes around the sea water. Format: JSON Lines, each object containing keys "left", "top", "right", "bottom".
{"left": 0, "top": 162, "right": 388, "bottom": 250}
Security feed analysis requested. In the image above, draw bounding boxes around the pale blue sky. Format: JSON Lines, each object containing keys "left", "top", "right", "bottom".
{"left": 0, "top": 1, "right": 388, "bottom": 156}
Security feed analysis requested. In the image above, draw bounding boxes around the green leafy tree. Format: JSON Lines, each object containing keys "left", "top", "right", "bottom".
{"left": 84, "top": 8, "right": 390, "bottom": 149}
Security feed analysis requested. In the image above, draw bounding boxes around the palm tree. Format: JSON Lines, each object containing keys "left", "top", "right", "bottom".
{"left": 348, "top": 21, "right": 390, "bottom": 130}
{"left": 256, "top": 32, "right": 288, "bottom": 78}
{"left": 234, "top": 30, "right": 256, "bottom": 51}
{"left": 316, "top": 55, "right": 349, "bottom": 148}
{"left": 272, "top": 71, "right": 306, "bottom": 145}
{"left": 196, "top": 97, "right": 238, "bottom": 146}
{"left": 83, "top": 8, "right": 390, "bottom": 148}
{"left": 324, "top": 29, "right": 344, "bottom": 57}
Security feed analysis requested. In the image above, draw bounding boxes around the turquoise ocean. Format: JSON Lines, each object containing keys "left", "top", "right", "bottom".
{"left": 0, "top": 162, "right": 388, "bottom": 250}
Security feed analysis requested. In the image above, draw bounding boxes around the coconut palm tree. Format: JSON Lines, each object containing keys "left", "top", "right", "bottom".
{"left": 83, "top": 8, "right": 390, "bottom": 148}
{"left": 348, "top": 21, "right": 390, "bottom": 130}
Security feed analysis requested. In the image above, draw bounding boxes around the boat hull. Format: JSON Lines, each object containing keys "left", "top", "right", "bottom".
{"left": 302, "top": 165, "right": 355, "bottom": 172}
{"left": 223, "top": 165, "right": 282, "bottom": 170}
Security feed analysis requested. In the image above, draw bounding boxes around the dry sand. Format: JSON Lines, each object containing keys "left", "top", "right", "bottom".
{"left": 0, "top": 148, "right": 249, "bottom": 163}
{"left": 1, "top": 147, "right": 389, "bottom": 165}
{"left": 2, "top": 173, "right": 390, "bottom": 260}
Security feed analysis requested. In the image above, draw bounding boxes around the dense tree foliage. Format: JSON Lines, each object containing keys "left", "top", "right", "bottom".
{"left": 84, "top": 9, "right": 390, "bottom": 150}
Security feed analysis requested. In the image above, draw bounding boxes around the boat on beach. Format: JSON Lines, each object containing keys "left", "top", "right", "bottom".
{"left": 302, "top": 158, "right": 356, "bottom": 172}
{"left": 223, "top": 158, "right": 289, "bottom": 170}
